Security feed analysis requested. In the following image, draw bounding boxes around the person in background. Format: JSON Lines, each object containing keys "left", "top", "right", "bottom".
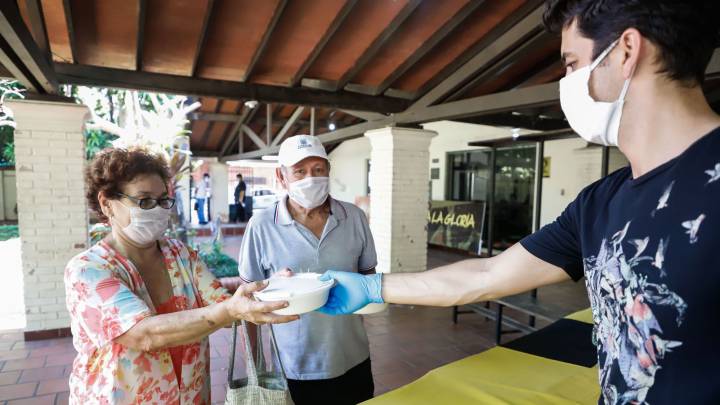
{"left": 65, "top": 148, "right": 297, "bottom": 404}
{"left": 238, "top": 135, "right": 378, "bottom": 405}
{"left": 195, "top": 172, "right": 211, "bottom": 224}
{"left": 234, "top": 173, "right": 247, "bottom": 222}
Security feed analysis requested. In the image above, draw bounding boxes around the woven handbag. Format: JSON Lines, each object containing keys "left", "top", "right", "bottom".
{"left": 225, "top": 321, "right": 294, "bottom": 405}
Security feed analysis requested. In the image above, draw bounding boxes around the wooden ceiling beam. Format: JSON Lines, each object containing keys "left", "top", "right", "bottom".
{"left": 336, "top": 0, "right": 421, "bottom": 91}
{"left": 0, "top": 2, "right": 58, "bottom": 93}
{"left": 191, "top": 0, "right": 216, "bottom": 77}
{"left": 411, "top": 0, "right": 545, "bottom": 109}
{"left": 61, "top": 0, "right": 78, "bottom": 63}
{"left": 289, "top": 0, "right": 357, "bottom": 87}
{"left": 135, "top": 0, "right": 147, "bottom": 71}
{"left": 55, "top": 63, "right": 410, "bottom": 113}
{"left": 375, "top": 0, "right": 484, "bottom": 96}
{"left": 271, "top": 106, "right": 304, "bottom": 147}
{"left": 24, "top": 0, "right": 51, "bottom": 62}
{"left": 243, "top": 0, "right": 287, "bottom": 82}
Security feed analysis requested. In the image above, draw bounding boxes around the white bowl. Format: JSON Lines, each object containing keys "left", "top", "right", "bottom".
{"left": 354, "top": 303, "right": 389, "bottom": 315}
{"left": 253, "top": 273, "right": 334, "bottom": 315}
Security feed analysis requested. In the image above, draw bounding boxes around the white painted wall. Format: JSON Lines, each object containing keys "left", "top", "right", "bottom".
{"left": 327, "top": 121, "right": 517, "bottom": 203}
{"left": 539, "top": 142, "right": 629, "bottom": 226}
{"left": 422, "top": 121, "right": 517, "bottom": 201}
{"left": 328, "top": 136, "right": 371, "bottom": 203}
{"left": 209, "top": 162, "right": 229, "bottom": 222}
{"left": 539, "top": 139, "right": 602, "bottom": 226}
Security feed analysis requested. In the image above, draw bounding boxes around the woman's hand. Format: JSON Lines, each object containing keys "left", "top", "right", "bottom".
{"left": 224, "top": 281, "right": 299, "bottom": 324}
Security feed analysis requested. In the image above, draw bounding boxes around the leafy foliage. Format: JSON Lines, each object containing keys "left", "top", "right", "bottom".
{"left": 199, "top": 241, "right": 239, "bottom": 278}
{"left": 0, "top": 225, "right": 19, "bottom": 241}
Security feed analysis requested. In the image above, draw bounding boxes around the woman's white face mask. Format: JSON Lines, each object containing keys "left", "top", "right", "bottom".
{"left": 287, "top": 176, "right": 329, "bottom": 209}
{"left": 559, "top": 39, "right": 633, "bottom": 146}
{"left": 112, "top": 204, "right": 170, "bottom": 245}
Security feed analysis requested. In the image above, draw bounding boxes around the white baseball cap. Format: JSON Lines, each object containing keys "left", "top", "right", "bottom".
{"left": 278, "top": 135, "right": 328, "bottom": 167}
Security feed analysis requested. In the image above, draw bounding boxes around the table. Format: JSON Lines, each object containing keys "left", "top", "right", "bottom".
{"left": 364, "top": 309, "right": 599, "bottom": 405}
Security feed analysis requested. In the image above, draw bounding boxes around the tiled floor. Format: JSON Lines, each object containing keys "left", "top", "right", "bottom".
{"left": 0, "top": 248, "right": 588, "bottom": 404}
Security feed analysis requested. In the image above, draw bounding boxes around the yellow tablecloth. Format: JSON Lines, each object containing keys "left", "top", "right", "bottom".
{"left": 364, "top": 308, "right": 599, "bottom": 405}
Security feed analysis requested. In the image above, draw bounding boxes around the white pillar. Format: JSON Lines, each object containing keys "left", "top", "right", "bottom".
{"left": 173, "top": 136, "right": 192, "bottom": 226}
{"left": 365, "top": 127, "right": 436, "bottom": 274}
{"left": 8, "top": 99, "right": 89, "bottom": 335}
{"left": 209, "top": 162, "right": 229, "bottom": 223}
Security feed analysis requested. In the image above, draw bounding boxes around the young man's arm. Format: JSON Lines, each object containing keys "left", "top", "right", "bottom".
{"left": 383, "top": 243, "right": 569, "bottom": 306}
{"left": 319, "top": 243, "right": 570, "bottom": 314}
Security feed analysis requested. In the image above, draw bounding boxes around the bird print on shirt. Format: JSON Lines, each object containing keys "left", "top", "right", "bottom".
{"left": 651, "top": 181, "right": 674, "bottom": 218}
{"left": 630, "top": 237, "right": 649, "bottom": 260}
{"left": 682, "top": 214, "right": 705, "bottom": 244}
{"left": 705, "top": 163, "right": 720, "bottom": 184}
{"left": 652, "top": 238, "right": 668, "bottom": 277}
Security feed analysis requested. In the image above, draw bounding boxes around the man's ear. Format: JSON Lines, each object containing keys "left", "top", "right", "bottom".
{"left": 619, "top": 28, "right": 642, "bottom": 79}
{"left": 276, "top": 167, "right": 287, "bottom": 189}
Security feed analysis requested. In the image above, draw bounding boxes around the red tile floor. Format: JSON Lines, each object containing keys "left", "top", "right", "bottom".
{"left": 0, "top": 248, "right": 588, "bottom": 404}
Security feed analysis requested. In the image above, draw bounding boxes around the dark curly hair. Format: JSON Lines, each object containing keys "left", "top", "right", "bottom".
{"left": 86, "top": 148, "right": 171, "bottom": 222}
{"left": 543, "top": 0, "right": 719, "bottom": 85}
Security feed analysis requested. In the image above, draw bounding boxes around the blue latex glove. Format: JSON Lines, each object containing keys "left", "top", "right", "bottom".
{"left": 317, "top": 271, "right": 383, "bottom": 315}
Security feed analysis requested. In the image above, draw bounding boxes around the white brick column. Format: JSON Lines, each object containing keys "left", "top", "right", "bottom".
{"left": 8, "top": 99, "right": 89, "bottom": 335}
{"left": 209, "top": 162, "right": 229, "bottom": 222}
{"left": 365, "top": 127, "right": 436, "bottom": 274}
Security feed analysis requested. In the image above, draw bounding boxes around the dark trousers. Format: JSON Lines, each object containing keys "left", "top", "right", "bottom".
{"left": 287, "top": 358, "right": 374, "bottom": 405}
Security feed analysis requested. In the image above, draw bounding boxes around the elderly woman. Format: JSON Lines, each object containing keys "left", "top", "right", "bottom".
{"left": 64, "top": 148, "right": 297, "bottom": 404}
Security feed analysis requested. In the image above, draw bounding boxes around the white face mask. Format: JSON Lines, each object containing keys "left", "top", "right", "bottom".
{"left": 560, "top": 39, "right": 632, "bottom": 146}
{"left": 114, "top": 205, "right": 170, "bottom": 245}
{"left": 287, "top": 176, "right": 329, "bottom": 209}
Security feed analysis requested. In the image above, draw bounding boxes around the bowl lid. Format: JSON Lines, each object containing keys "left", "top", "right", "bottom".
{"left": 253, "top": 273, "right": 334, "bottom": 301}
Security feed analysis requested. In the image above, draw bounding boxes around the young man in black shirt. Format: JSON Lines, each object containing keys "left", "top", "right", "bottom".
{"left": 319, "top": 1, "right": 720, "bottom": 403}
{"left": 233, "top": 173, "right": 247, "bottom": 222}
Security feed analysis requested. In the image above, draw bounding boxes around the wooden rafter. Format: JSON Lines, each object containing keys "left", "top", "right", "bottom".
{"left": 61, "top": 0, "right": 78, "bottom": 63}
{"left": 289, "top": 0, "right": 357, "bottom": 87}
{"left": 0, "top": 2, "right": 57, "bottom": 93}
{"left": 55, "top": 63, "right": 410, "bottom": 113}
{"left": 376, "top": 0, "right": 484, "bottom": 96}
{"left": 271, "top": 106, "right": 304, "bottom": 147}
{"left": 191, "top": 0, "right": 216, "bottom": 77}
{"left": 135, "top": 0, "right": 147, "bottom": 71}
{"left": 410, "top": 0, "right": 544, "bottom": 108}
{"left": 200, "top": 99, "right": 222, "bottom": 149}
{"left": 336, "top": 0, "right": 421, "bottom": 91}
{"left": 243, "top": 0, "right": 287, "bottom": 82}
{"left": 24, "top": 0, "right": 50, "bottom": 62}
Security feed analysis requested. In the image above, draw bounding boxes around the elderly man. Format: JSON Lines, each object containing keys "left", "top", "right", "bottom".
{"left": 237, "top": 135, "right": 377, "bottom": 404}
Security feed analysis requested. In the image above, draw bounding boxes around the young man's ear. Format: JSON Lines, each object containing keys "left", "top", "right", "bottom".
{"left": 619, "top": 28, "right": 642, "bottom": 79}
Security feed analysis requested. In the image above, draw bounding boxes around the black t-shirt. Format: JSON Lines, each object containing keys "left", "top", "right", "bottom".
{"left": 521, "top": 127, "right": 720, "bottom": 404}
{"left": 234, "top": 181, "right": 246, "bottom": 203}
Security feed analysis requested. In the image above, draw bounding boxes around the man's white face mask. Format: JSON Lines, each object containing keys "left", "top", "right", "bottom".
{"left": 560, "top": 39, "right": 633, "bottom": 146}
{"left": 287, "top": 176, "right": 329, "bottom": 209}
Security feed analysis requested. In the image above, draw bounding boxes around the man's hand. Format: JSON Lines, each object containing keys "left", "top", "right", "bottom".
{"left": 224, "top": 281, "right": 299, "bottom": 324}
{"left": 317, "top": 271, "right": 383, "bottom": 315}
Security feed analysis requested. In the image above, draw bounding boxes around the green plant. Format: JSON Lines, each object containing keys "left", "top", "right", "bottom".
{"left": 1, "top": 138, "right": 13, "bottom": 166}
{"left": 0, "top": 225, "right": 19, "bottom": 242}
{"left": 85, "top": 129, "right": 118, "bottom": 160}
{"left": 199, "top": 241, "right": 239, "bottom": 278}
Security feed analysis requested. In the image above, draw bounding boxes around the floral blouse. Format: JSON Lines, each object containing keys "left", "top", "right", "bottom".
{"left": 64, "top": 238, "right": 231, "bottom": 404}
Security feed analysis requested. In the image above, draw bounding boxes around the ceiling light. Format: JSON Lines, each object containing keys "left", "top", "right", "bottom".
{"left": 328, "top": 122, "right": 336, "bottom": 131}
{"left": 244, "top": 100, "right": 258, "bottom": 109}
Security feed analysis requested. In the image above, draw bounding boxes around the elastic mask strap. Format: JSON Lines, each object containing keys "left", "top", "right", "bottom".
{"left": 590, "top": 39, "right": 619, "bottom": 71}
{"left": 618, "top": 74, "right": 632, "bottom": 102}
